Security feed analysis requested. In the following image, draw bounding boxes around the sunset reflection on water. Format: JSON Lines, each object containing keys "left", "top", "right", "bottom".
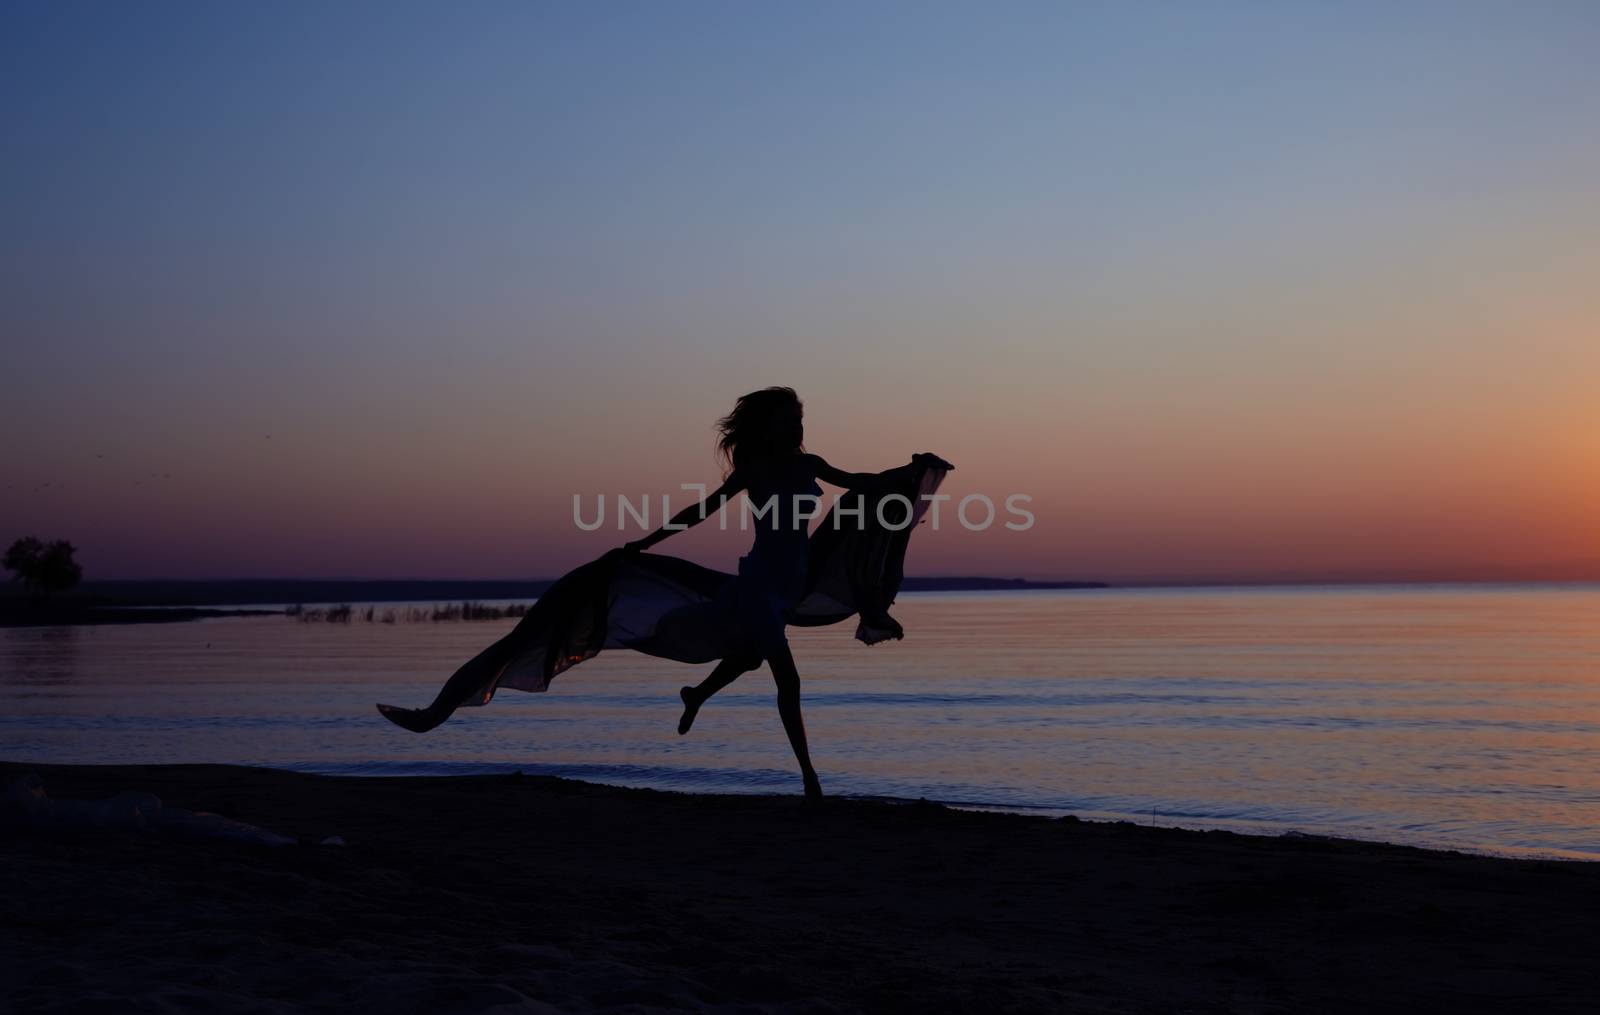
{"left": 5, "top": 585, "right": 1599, "bottom": 858}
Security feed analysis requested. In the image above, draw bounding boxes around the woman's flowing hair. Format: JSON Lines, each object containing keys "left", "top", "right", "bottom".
{"left": 716, "top": 386, "right": 804, "bottom": 475}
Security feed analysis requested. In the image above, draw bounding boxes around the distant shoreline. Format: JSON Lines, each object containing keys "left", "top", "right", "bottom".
{"left": 0, "top": 604, "right": 283, "bottom": 628}
{"left": 8, "top": 576, "right": 1595, "bottom": 628}
{"left": 13, "top": 576, "right": 1110, "bottom": 610}
{"left": 0, "top": 576, "right": 1107, "bottom": 627}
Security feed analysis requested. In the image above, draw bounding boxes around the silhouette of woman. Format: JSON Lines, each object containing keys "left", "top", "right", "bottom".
{"left": 377, "top": 387, "right": 951, "bottom": 801}
{"left": 622, "top": 387, "right": 898, "bottom": 801}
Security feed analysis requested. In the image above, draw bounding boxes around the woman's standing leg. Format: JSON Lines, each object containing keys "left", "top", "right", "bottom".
{"left": 766, "top": 641, "right": 822, "bottom": 799}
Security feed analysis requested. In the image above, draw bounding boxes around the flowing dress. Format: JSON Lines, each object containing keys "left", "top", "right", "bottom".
{"left": 377, "top": 453, "right": 951, "bottom": 732}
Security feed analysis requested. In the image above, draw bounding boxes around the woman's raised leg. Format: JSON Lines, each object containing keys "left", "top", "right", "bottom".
{"left": 678, "top": 652, "right": 762, "bottom": 735}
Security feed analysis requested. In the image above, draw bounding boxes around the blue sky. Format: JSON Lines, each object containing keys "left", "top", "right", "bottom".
{"left": 4, "top": 2, "right": 1599, "bottom": 579}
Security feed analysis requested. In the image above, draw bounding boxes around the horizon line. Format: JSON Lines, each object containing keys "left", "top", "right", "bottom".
{"left": 62, "top": 573, "right": 1600, "bottom": 589}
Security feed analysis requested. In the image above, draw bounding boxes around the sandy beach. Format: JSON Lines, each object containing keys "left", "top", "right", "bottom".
{"left": 3, "top": 763, "right": 1597, "bottom": 1013}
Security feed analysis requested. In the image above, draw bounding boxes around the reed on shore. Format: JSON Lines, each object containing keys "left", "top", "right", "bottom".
{"left": 284, "top": 601, "right": 531, "bottom": 624}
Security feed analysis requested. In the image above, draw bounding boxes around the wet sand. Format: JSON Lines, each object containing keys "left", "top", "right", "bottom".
{"left": 3, "top": 762, "right": 1598, "bottom": 1013}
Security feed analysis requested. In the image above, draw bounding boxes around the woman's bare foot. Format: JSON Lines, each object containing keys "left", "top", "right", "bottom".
{"left": 803, "top": 770, "right": 823, "bottom": 801}
{"left": 677, "top": 686, "right": 701, "bottom": 735}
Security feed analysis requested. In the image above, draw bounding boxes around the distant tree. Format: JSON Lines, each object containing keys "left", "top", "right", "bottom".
{"left": 4, "top": 537, "right": 83, "bottom": 601}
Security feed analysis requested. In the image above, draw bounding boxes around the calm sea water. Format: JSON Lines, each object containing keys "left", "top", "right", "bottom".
{"left": 5, "top": 586, "right": 1600, "bottom": 859}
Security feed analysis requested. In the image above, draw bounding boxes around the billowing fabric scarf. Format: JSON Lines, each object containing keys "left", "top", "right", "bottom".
{"left": 378, "top": 454, "right": 952, "bottom": 732}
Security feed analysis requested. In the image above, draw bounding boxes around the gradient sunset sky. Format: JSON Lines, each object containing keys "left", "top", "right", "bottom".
{"left": 4, "top": 2, "right": 1598, "bottom": 582}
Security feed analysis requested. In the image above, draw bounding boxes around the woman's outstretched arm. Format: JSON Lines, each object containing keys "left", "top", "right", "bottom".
{"left": 807, "top": 451, "right": 954, "bottom": 490}
{"left": 804, "top": 453, "right": 886, "bottom": 489}
{"left": 624, "top": 474, "right": 744, "bottom": 552}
